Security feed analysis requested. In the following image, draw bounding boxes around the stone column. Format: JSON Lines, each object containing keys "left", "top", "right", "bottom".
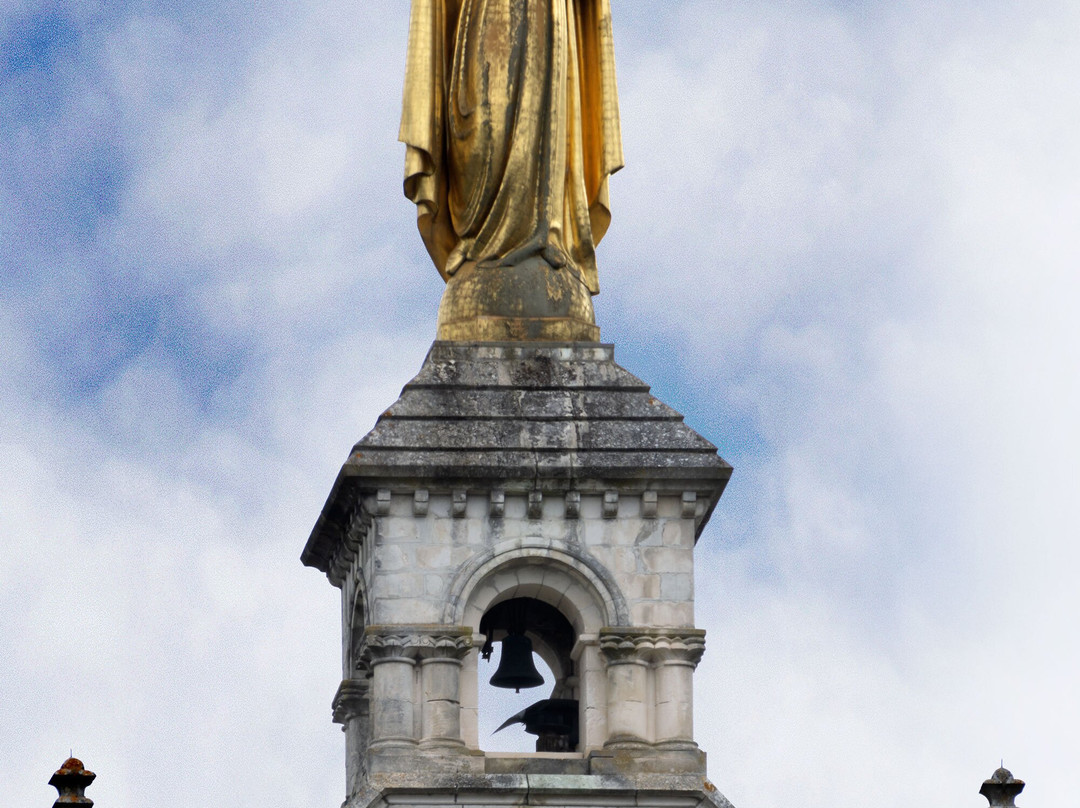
{"left": 459, "top": 647, "right": 480, "bottom": 748}
{"left": 364, "top": 632, "right": 419, "bottom": 749}
{"left": 417, "top": 629, "right": 473, "bottom": 750}
{"left": 599, "top": 628, "right": 706, "bottom": 753}
{"left": 652, "top": 631, "right": 705, "bottom": 749}
{"left": 360, "top": 626, "right": 475, "bottom": 757}
{"left": 600, "top": 631, "right": 651, "bottom": 747}
{"left": 333, "top": 677, "right": 371, "bottom": 796}
{"left": 575, "top": 638, "right": 608, "bottom": 753}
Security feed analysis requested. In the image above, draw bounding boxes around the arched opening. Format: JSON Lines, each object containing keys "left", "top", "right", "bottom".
{"left": 478, "top": 598, "right": 578, "bottom": 752}
{"left": 347, "top": 583, "right": 368, "bottom": 679}
{"left": 453, "top": 548, "right": 626, "bottom": 756}
{"left": 453, "top": 549, "right": 621, "bottom": 755}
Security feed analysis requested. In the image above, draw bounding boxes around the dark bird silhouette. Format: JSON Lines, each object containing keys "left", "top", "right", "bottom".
{"left": 494, "top": 698, "right": 579, "bottom": 751}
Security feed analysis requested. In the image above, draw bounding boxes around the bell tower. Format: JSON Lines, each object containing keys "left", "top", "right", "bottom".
{"left": 303, "top": 342, "right": 735, "bottom": 808}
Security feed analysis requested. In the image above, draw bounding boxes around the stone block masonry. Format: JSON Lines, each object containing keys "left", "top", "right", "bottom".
{"left": 305, "top": 342, "right": 734, "bottom": 808}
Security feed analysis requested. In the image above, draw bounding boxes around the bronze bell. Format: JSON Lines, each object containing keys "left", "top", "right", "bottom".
{"left": 489, "top": 633, "right": 545, "bottom": 692}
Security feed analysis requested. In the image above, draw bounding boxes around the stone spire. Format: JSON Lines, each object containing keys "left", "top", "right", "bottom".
{"left": 49, "top": 757, "right": 95, "bottom": 807}
{"left": 980, "top": 766, "right": 1024, "bottom": 807}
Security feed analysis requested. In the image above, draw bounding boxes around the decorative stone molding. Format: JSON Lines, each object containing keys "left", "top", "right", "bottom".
{"left": 329, "top": 503, "right": 373, "bottom": 587}
{"left": 333, "top": 677, "right": 371, "bottom": 725}
{"left": 599, "top": 627, "right": 706, "bottom": 667}
{"left": 448, "top": 543, "right": 628, "bottom": 628}
{"left": 642, "top": 490, "right": 658, "bottom": 519}
{"left": 603, "top": 490, "right": 619, "bottom": 519}
{"left": 376, "top": 489, "right": 392, "bottom": 516}
{"left": 528, "top": 491, "right": 543, "bottom": 519}
{"left": 681, "top": 492, "right": 697, "bottom": 519}
{"left": 361, "top": 626, "right": 474, "bottom": 664}
{"left": 346, "top": 505, "right": 370, "bottom": 554}
{"left": 452, "top": 490, "right": 468, "bottom": 518}
{"left": 330, "top": 487, "right": 713, "bottom": 528}
{"left": 489, "top": 490, "right": 505, "bottom": 518}
{"left": 329, "top": 557, "right": 350, "bottom": 588}
{"left": 564, "top": 491, "right": 581, "bottom": 519}
{"left": 413, "top": 489, "right": 429, "bottom": 516}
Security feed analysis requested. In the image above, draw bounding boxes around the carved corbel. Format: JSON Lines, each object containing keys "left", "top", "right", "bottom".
{"left": 332, "top": 677, "right": 371, "bottom": 725}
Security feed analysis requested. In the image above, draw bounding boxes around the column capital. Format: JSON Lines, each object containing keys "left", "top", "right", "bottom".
{"left": 361, "top": 625, "right": 474, "bottom": 664}
{"left": 599, "top": 627, "right": 706, "bottom": 667}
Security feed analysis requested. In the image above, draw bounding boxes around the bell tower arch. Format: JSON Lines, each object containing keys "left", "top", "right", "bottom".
{"left": 456, "top": 549, "right": 619, "bottom": 753}
{"left": 304, "top": 343, "right": 735, "bottom": 807}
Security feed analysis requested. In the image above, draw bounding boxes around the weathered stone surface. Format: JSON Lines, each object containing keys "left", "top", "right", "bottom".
{"left": 307, "top": 342, "right": 736, "bottom": 808}
{"left": 304, "top": 343, "right": 731, "bottom": 576}
{"left": 346, "top": 769, "right": 735, "bottom": 808}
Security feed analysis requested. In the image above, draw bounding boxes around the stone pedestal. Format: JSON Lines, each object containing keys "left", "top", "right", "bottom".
{"left": 304, "top": 342, "right": 734, "bottom": 808}
{"left": 437, "top": 259, "right": 601, "bottom": 342}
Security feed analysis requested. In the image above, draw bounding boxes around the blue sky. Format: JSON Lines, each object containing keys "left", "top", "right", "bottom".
{"left": 3, "top": 1, "right": 1079, "bottom": 806}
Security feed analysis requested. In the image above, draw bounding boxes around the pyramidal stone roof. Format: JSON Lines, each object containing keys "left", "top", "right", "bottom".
{"left": 303, "top": 342, "right": 731, "bottom": 573}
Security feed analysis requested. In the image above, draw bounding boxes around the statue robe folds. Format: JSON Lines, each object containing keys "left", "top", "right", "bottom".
{"left": 401, "top": 0, "right": 624, "bottom": 336}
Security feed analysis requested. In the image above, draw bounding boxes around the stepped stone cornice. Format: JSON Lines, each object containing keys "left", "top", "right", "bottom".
{"left": 303, "top": 342, "right": 732, "bottom": 577}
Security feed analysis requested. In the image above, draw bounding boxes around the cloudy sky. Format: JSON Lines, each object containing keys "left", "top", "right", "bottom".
{"left": 3, "top": 1, "right": 1078, "bottom": 805}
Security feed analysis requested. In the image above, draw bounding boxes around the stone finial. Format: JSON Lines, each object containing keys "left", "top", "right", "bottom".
{"left": 49, "top": 757, "right": 95, "bottom": 807}
{"left": 980, "top": 766, "right": 1024, "bottom": 807}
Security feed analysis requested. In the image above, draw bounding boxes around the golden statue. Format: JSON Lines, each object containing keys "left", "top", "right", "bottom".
{"left": 400, "top": 0, "right": 624, "bottom": 341}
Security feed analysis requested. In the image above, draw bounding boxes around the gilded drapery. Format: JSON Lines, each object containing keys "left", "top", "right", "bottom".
{"left": 400, "top": 0, "right": 623, "bottom": 295}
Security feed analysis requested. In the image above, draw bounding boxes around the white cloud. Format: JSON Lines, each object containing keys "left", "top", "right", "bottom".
{"left": 682, "top": 4, "right": 1080, "bottom": 806}
{"left": 3, "top": 1, "right": 1079, "bottom": 806}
